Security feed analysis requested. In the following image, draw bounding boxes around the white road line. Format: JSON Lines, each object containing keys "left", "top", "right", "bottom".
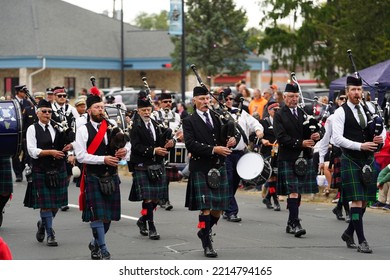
{"left": 67, "top": 204, "right": 138, "bottom": 220}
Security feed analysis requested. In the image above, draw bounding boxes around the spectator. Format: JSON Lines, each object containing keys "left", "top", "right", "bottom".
{"left": 248, "top": 88, "right": 267, "bottom": 120}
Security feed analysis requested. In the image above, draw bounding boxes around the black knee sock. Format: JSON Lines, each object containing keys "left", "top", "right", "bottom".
{"left": 336, "top": 199, "right": 343, "bottom": 211}
{"left": 104, "top": 221, "right": 111, "bottom": 233}
{"left": 287, "top": 198, "right": 299, "bottom": 224}
{"left": 350, "top": 207, "right": 365, "bottom": 244}
{"left": 145, "top": 202, "right": 154, "bottom": 222}
{"left": 343, "top": 201, "right": 350, "bottom": 215}
{"left": 210, "top": 215, "right": 220, "bottom": 228}
{"left": 0, "top": 194, "right": 11, "bottom": 212}
{"left": 198, "top": 215, "right": 211, "bottom": 247}
{"left": 268, "top": 182, "right": 278, "bottom": 204}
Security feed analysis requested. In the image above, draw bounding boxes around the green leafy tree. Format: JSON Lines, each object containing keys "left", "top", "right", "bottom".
{"left": 171, "top": 0, "right": 251, "bottom": 82}
{"left": 258, "top": 0, "right": 390, "bottom": 86}
{"left": 133, "top": 11, "right": 169, "bottom": 30}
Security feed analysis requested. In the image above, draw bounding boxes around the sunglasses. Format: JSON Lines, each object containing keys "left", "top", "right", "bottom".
{"left": 339, "top": 97, "right": 346, "bottom": 101}
{"left": 57, "top": 94, "right": 67, "bottom": 98}
{"left": 162, "top": 100, "right": 172, "bottom": 103}
{"left": 41, "top": 109, "right": 52, "bottom": 114}
{"left": 225, "top": 97, "right": 234, "bottom": 101}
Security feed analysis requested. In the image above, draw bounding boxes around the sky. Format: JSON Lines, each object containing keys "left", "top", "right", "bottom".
{"left": 63, "top": 0, "right": 266, "bottom": 29}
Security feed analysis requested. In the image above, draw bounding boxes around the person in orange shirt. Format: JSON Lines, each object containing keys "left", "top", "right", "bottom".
{"left": 248, "top": 88, "right": 268, "bottom": 120}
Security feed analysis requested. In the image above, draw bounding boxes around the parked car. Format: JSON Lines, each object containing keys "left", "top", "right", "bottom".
{"left": 101, "top": 87, "right": 136, "bottom": 97}
{"left": 112, "top": 90, "right": 139, "bottom": 112}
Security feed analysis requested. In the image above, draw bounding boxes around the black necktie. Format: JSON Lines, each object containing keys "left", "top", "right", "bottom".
{"left": 44, "top": 124, "right": 51, "bottom": 140}
{"left": 147, "top": 122, "right": 154, "bottom": 140}
{"left": 293, "top": 108, "right": 298, "bottom": 119}
{"left": 203, "top": 112, "right": 213, "bottom": 130}
{"left": 355, "top": 105, "right": 366, "bottom": 129}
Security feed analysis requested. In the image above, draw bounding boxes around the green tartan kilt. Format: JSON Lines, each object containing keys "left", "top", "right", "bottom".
{"left": 128, "top": 168, "right": 168, "bottom": 201}
{"left": 340, "top": 154, "right": 377, "bottom": 202}
{"left": 82, "top": 174, "right": 121, "bottom": 222}
{"left": 28, "top": 163, "right": 68, "bottom": 209}
{"left": 185, "top": 166, "right": 229, "bottom": 211}
{"left": 277, "top": 159, "right": 319, "bottom": 195}
{"left": 0, "top": 157, "right": 13, "bottom": 194}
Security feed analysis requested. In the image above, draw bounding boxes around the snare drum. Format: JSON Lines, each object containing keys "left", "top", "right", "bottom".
{"left": 0, "top": 100, "right": 23, "bottom": 157}
{"left": 166, "top": 142, "right": 188, "bottom": 169}
{"left": 237, "top": 152, "right": 272, "bottom": 185}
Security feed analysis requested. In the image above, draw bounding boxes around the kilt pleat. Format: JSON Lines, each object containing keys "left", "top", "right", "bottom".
{"left": 277, "top": 160, "right": 318, "bottom": 195}
{"left": 0, "top": 157, "right": 13, "bottom": 194}
{"left": 185, "top": 166, "right": 229, "bottom": 211}
{"left": 128, "top": 169, "right": 168, "bottom": 201}
{"left": 340, "top": 154, "right": 377, "bottom": 202}
{"left": 82, "top": 174, "right": 121, "bottom": 222}
{"left": 27, "top": 163, "right": 68, "bottom": 209}
{"left": 331, "top": 157, "right": 342, "bottom": 189}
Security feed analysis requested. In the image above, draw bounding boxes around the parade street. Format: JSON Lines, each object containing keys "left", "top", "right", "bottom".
{"left": 2, "top": 172, "right": 390, "bottom": 260}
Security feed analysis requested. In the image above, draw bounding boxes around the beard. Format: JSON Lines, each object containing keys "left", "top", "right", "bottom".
{"left": 91, "top": 112, "right": 104, "bottom": 123}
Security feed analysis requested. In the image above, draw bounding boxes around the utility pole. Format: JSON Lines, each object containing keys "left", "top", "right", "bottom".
{"left": 120, "top": 0, "right": 124, "bottom": 90}
{"left": 180, "top": 0, "right": 186, "bottom": 102}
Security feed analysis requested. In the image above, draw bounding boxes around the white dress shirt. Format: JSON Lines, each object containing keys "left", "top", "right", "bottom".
{"left": 26, "top": 121, "right": 56, "bottom": 159}
{"left": 332, "top": 101, "right": 386, "bottom": 150}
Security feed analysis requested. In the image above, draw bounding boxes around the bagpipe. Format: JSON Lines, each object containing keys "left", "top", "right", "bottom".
{"left": 190, "top": 64, "right": 245, "bottom": 143}
{"left": 347, "top": 49, "right": 385, "bottom": 151}
{"left": 290, "top": 72, "right": 323, "bottom": 140}
{"left": 89, "top": 76, "right": 129, "bottom": 155}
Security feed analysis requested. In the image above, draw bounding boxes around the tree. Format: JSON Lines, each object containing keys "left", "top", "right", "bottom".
{"left": 133, "top": 11, "right": 169, "bottom": 30}
{"left": 171, "top": 0, "right": 251, "bottom": 83}
{"left": 258, "top": 0, "right": 390, "bottom": 87}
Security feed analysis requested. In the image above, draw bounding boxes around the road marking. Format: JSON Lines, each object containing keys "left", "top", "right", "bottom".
{"left": 165, "top": 242, "right": 188, "bottom": 253}
{"left": 68, "top": 204, "right": 138, "bottom": 220}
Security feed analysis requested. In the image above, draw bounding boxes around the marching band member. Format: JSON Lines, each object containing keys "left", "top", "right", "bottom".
{"left": 259, "top": 101, "right": 281, "bottom": 211}
{"left": 273, "top": 82, "right": 323, "bottom": 238}
{"left": 221, "top": 88, "right": 264, "bottom": 222}
{"left": 152, "top": 92, "right": 183, "bottom": 210}
{"left": 183, "top": 86, "right": 240, "bottom": 258}
{"left": 332, "top": 75, "right": 386, "bottom": 253}
{"left": 74, "top": 89, "right": 130, "bottom": 260}
{"left": 26, "top": 99, "right": 71, "bottom": 247}
{"left": 128, "top": 91, "right": 174, "bottom": 240}
{"left": 0, "top": 157, "right": 13, "bottom": 228}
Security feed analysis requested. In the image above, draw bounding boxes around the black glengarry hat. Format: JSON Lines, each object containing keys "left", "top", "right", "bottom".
{"left": 346, "top": 75, "right": 362, "bottom": 86}
{"left": 37, "top": 99, "right": 52, "bottom": 109}
{"left": 284, "top": 83, "right": 299, "bottom": 93}
{"left": 160, "top": 92, "right": 171, "bottom": 100}
{"left": 137, "top": 90, "right": 153, "bottom": 108}
{"left": 193, "top": 86, "right": 208, "bottom": 97}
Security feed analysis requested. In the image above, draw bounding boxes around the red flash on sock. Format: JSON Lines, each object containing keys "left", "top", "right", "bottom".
{"left": 197, "top": 221, "right": 206, "bottom": 229}
{"left": 140, "top": 209, "right": 147, "bottom": 216}
{"left": 269, "top": 187, "right": 276, "bottom": 194}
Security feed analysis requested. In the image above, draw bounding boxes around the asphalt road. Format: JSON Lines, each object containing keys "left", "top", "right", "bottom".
{"left": 1, "top": 172, "right": 390, "bottom": 261}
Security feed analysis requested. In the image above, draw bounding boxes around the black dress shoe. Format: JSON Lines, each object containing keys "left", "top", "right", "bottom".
{"left": 292, "top": 220, "right": 306, "bottom": 237}
{"left": 227, "top": 214, "right": 242, "bottom": 222}
{"left": 148, "top": 229, "right": 160, "bottom": 240}
{"left": 136, "top": 218, "right": 148, "bottom": 236}
{"left": 357, "top": 240, "right": 373, "bottom": 253}
{"left": 165, "top": 201, "right": 173, "bottom": 211}
{"left": 332, "top": 207, "right": 344, "bottom": 220}
{"left": 88, "top": 241, "right": 101, "bottom": 260}
{"left": 204, "top": 246, "right": 218, "bottom": 258}
{"left": 36, "top": 220, "right": 45, "bottom": 242}
{"left": 61, "top": 205, "right": 70, "bottom": 212}
{"left": 147, "top": 221, "right": 160, "bottom": 240}
{"left": 286, "top": 223, "right": 294, "bottom": 234}
{"left": 47, "top": 235, "right": 58, "bottom": 247}
{"left": 341, "top": 232, "right": 357, "bottom": 249}
{"left": 262, "top": 198, "right": 273, "bottom": 209}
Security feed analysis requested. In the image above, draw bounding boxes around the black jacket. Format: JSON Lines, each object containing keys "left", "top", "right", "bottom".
{"left": 183, "top": 110, "right": 240, "bottom": 173}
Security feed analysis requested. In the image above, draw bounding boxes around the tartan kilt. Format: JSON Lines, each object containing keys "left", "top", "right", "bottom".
{"left": 128, "top": 168, "right": 168, "bottom": 201}
{"left": 185, "top": 166, "right": 229, "bottom": 211}
{"left": 277, "top": 159, "right": 318, "bottom": 195}
{"left": 0, "top": 157, "right": 13, "bottom": 194}
{"left": 82, "top": 174, "right": 121, "bottom": 222}
{"left": 27, "top": 163, "right": 68, "bottom": 209}
{"left": 331, "top": 157, "right": 342, "bottom": 189}
{"left": 165, "top": 166, "right": 182, "bottom": 182}
{"left": 340, "top": 154, "right": 377, "bottom": 202}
